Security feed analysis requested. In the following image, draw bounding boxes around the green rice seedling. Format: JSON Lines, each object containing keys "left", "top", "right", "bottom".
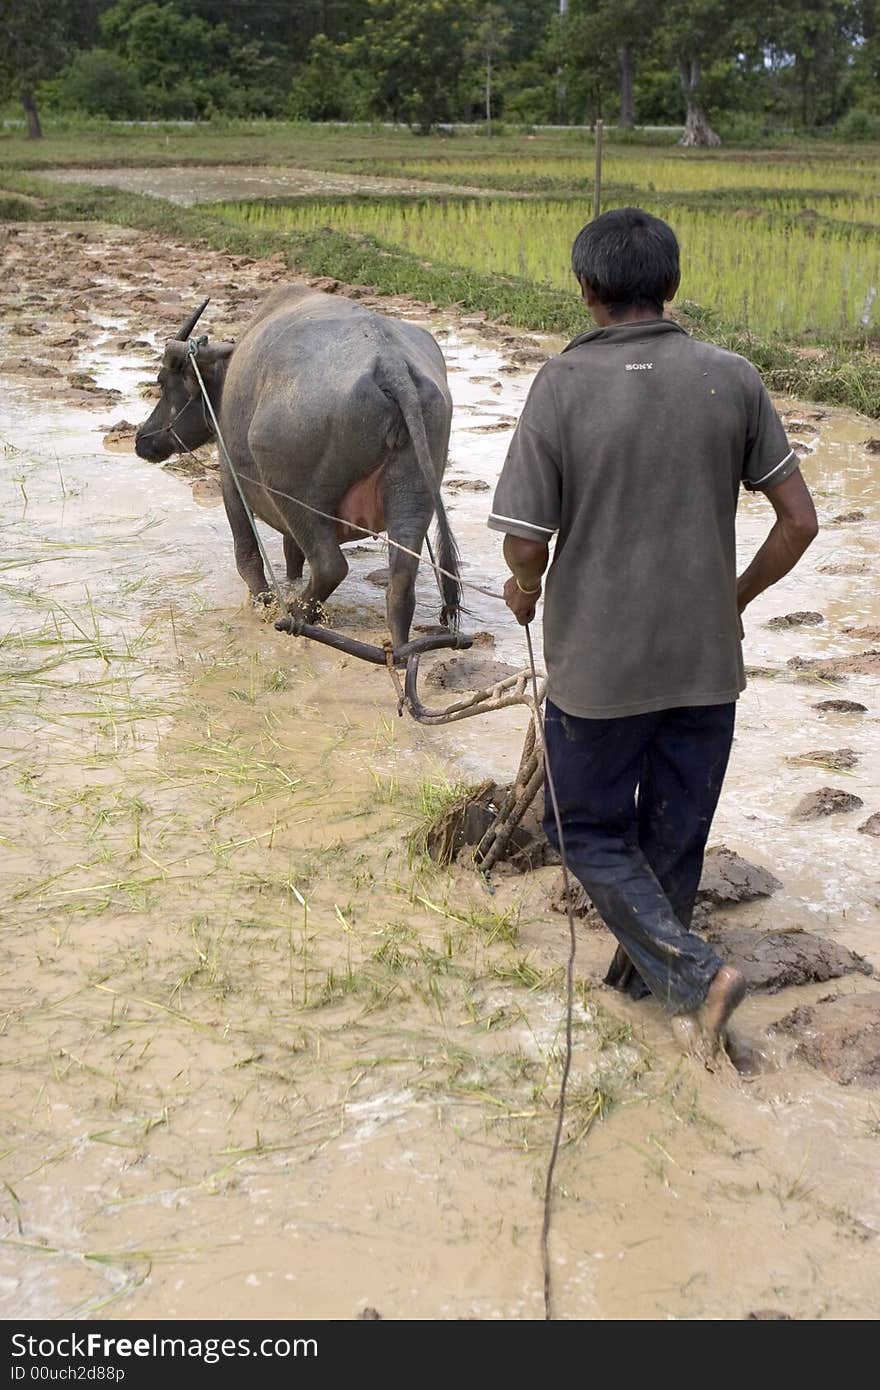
{"left": 217, "top": 196, "right": 880, "bottom": 340}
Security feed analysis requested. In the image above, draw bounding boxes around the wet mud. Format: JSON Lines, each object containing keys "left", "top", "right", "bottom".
{"left": 705, "top": 925, "right": 872, "bottom": 993}
{"left": 39, "top": 163, "right": 524, "bottom": 206}
{"left": 2, "top": 216, "right": 880, "bottom": 1320}
{"left": 774, "top": 994, "right": 880, "bottom": 1086}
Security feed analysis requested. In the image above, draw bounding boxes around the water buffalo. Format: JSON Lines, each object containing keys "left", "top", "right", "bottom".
{"left": 135, "top": 286, "right": 460, "bottom": 647}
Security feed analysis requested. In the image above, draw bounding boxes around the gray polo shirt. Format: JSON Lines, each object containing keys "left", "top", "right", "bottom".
{"left": 488, "top": 320, "right": 796, "bottom": 719}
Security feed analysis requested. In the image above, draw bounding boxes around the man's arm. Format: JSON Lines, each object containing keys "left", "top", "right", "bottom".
{"left": 737, "top": 468, "right": 818, "bottom": 616}
{"left": 502, "top": 535, "right": 550, "bottom": 625}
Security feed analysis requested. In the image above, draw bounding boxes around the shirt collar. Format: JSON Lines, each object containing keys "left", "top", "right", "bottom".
{"left": 563, "top": 319, "right": 688, "bottom": 353}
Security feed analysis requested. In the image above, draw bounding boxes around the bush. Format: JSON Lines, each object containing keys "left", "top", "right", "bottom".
{"left": 58, "top": 48, "right": 145, "bottom": 119}
{"left": 714, "top": 110, "right": 768, "bottom": 143}
{"left": 835, "top": 108, "right": 880, "bottom": 142}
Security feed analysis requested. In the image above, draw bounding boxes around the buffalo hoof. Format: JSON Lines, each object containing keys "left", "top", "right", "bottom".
{"left": 291, "top": 596, "right": 327, "bottom": 626}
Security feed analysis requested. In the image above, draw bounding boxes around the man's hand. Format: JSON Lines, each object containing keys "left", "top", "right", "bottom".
{"left": 503, "top": 574, "right": 541, "bottom": 625}
{"left": 501, "top": 535, "right": 549, "bottom": 626}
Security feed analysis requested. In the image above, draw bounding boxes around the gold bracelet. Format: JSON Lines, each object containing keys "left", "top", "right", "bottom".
{"left": 514, "top": 576, "right": 542, "bottom": 595}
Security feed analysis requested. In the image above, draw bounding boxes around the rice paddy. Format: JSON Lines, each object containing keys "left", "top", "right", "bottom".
{"left": 218, "top": 195, "right": 880, "bottom": 339}
{"left": 370, "top": 152, "right": 880, "bottom": 202}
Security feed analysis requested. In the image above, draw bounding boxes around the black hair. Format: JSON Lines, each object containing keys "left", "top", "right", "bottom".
{"left": 571, "top": 207, "right": 680, "bottom": 317}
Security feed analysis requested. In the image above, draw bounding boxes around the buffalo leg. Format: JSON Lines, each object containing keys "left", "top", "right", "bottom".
{"left": 296, "top": 526, "right": 348, "bottom": 621}
{"left": 383, "top": 455, "right": 435, "bottom": 649}
{"left": 386, "top": 540, "right": 420, "bottom": 650}
{"left": 221, "top": 471, "right": 268, "bottom": 599}
{"left": 283, "top": 534, "right": 305, "bottom": 582}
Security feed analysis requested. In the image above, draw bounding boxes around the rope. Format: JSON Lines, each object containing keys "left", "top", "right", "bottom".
{"left": 525, "top": 624, "right": 578, "bottom": 1322}
{"left": 184, "top": 340, "right": 577, "bottom": 1321}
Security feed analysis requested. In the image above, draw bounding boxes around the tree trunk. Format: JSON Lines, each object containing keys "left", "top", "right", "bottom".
{"left": 485, "top": 54, "right": 492, "bottom": 134}
{"left": 618, "top": 44, "right": 635, "bottom": 128}
{"left": 22, "top": 89, "right": 43, "bottom": 141}
{"left": 678, "top": 58, "right": 721, "bottom": 147}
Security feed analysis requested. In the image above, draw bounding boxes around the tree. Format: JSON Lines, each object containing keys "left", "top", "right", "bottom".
{"left": 99, "top": 0, "right": 285, "bottom": 117}
{"left": 288, "top": 32, "right": 375, "bottom": 120}
{"left": 553, "top": 0, "right": 657, "bottom": 128}
{"left": 766, "top": 1, "right": 860, "bottom": 127}
{"left": 358, "top": 0, "right": 475, "bottom": 133}
{"left": 661, "top": 1, "right": 765, "bottom": 145}
{"left": 550, "top": 1, "right": 615, "bottom": 124}
{"left": 0, "top": 0, "right": 71, "bottom": 137}
{"left": 59, "top": 47, "right": 144, "bottom": 118}
{"left": 467, "top": 3, "right": 512, "bottom": 132}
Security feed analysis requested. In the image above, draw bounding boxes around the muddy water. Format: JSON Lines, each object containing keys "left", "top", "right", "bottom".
{"left": 1, "top": 222, "right": 880, "bottom": 1320}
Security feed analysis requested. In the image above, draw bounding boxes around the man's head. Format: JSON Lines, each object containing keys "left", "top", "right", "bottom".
{"left": 572, "top": 208, "right": 680, "bottom": 325}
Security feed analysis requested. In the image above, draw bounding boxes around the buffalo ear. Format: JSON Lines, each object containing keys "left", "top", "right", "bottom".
{"left": 197, "top": 341, "right": 235, "bottom": 366}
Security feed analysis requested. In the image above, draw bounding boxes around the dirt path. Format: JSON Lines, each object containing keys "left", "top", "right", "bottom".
{"left": 2, "top": 221, "right": 880, "bottom": 1320}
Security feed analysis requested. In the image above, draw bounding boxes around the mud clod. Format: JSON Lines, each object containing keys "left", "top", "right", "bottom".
{"left": 445, "top": 477, "right": 491, "bottom": 492}
{"left": 705, "top": 924, "right": 871, "bottom": 993}
{"left": 424, "top": 780, "right": 557, "bottom": 871}
{"left": 697, "top": 845, "right": 782, "bottom": 905}
{"left": 793, "top": 786, "right": 865, "bottom": 819}
{"left": 787, "top": 748, "right": 860, "bottom": 771}
{"left": 791, "top": 649, "right": 880, "bottom": 677}
{"left": 813, "top": 698, "right": 867, "bottom": 713}
{"left": 426, "top": 655, "right": 521, "bottom": 692}
{"left": 766, "top": 611, "right": 824, "bottom": 629}
{"left": 843, "top": 624, "right": 880, "bottom": 641}
{"left": 857, "top": 812, "right": 880, "bottom": 837}
{"left": 773, "top": 993, "right": 880, "bottom": 1086}
{"left": 830, "top": 509, "right": 866, "bottom": 524}
{"left": 817, "top": 561, "right": 869, "bottom": 576}
{"left": 0, "top": 356, "right": 61, "bottom": 377}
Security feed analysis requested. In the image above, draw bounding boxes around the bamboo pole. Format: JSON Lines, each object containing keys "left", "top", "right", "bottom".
{"left": 593, "top": 118, "right": 604, "bottom": 220}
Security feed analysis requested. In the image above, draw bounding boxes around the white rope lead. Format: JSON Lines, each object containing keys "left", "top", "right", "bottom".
{"left": 525, "top": 624, "right": 578, "bottom": 1321}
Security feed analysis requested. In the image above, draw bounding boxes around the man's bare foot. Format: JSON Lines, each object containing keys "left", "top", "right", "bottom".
{"left": 701, "top": 965, "right": 746, "bottom": 1041}
{"left": 671, "top": 965, "right": 746, "bottom": 1066}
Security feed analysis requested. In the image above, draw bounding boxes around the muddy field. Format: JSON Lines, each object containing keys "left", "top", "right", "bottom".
{"left": 1, "top": 219, "right": 880, "bottom": 1320}
{"left": 38, "top": 164, "right": 521, "bottom": 205}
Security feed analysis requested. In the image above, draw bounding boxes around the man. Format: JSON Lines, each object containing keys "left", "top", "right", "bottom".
{"left": 489, "top": 207, "right": 818, "bottom": 1054}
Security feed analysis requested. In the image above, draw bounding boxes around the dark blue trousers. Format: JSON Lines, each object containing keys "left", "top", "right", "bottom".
{"left": 543, "top": 700, "right": 736, "bottom": 1015}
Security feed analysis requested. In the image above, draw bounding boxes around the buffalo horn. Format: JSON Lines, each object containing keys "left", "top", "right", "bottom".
{"left": 174, "top": 298, "right": 210, "bottom": 342}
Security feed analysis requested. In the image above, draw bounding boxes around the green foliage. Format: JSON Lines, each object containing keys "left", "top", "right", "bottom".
{"left": 0, "top": 0, "right": 72, "bottom": 134}
{"left": 1, "top": 0, "right": 879, "bottom": 136}
{"left": 96, "top": 0, "right": 287, "bottom": 117}
{"left": 56, "top": 48, "right": 144, "bottom": 120}
{"left": 835, "top": 107, "right": 880, "bottom": 141}
{"left": 359, "top": 0, "right": 476, "bottom": 132}
{"left": 288, "top": 34, "right": 375, "bottom": 122}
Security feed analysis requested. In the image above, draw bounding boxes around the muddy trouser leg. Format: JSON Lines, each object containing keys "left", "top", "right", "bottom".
{"left": 613, "top": 703, "right": 739, "bottom": 998}
{"left": 542, "top": 700, "right": 726, "bottom": 1016}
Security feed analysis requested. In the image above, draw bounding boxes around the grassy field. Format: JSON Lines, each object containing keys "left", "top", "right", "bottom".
{"left": 217, "top": 195, "right": 880, "bottom": 340}
{"left": 2, "top": 121, "right": 880, "bottom": 413}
